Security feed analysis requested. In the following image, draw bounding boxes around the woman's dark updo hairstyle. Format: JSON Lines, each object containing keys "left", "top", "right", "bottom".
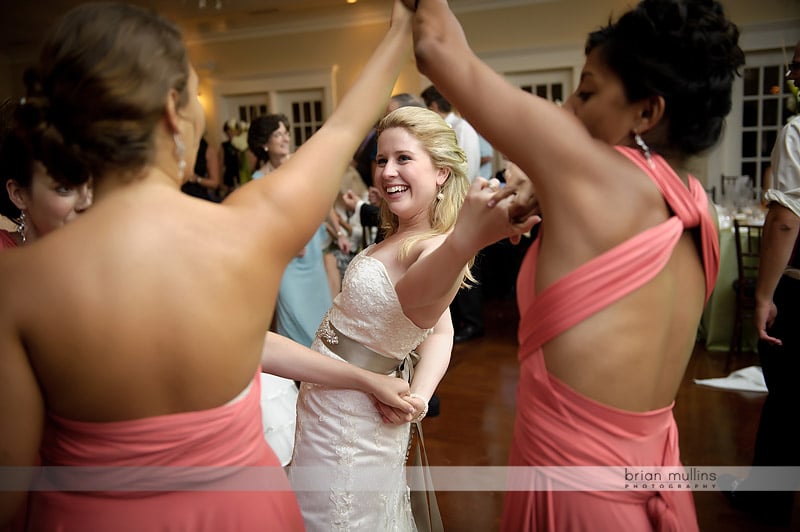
{"left": 0, "top": 101, "right": 41, "bottom": 223}
{"left": 30, "top": 2, "right": 189, "bottom": 183}
{"left": 247, "top": 113, "right": 290, "bottom": 167}
{"left": 0, "top": 93, "right": 88, "bottom": 223}
{"left": 587, "top": 0, "right": 744, "bottom": 156}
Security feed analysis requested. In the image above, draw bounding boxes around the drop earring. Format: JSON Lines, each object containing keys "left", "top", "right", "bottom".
{"left": 16, "top": 211, "right": 27, "bottom": 245}
{"left": 633, "top": 131, "right": 655, "bottom": 169}
{"left": 173, "top": 133, "right": 186, "bottom": 180}
{"left": 436, "top": 187, "right": 444, "bottom": 201}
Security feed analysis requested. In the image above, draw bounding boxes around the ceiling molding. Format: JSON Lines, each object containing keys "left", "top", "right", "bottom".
{"left": 185, "top": 0, "right": 557, "bottom": 46}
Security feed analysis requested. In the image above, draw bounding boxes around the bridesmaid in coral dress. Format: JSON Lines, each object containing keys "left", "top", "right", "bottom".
{"left": 0, "top": 2, "right": 417, "bottom": 530}
{"left": 407, "top": 0, "right": 744, "bottom": 529}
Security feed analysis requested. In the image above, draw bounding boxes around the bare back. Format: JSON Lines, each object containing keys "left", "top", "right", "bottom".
{"left": 533, "top": 148, "right": 711, "bottom": 412}
{"left": 4, "top": 182, "right": 292, "bottom": 423}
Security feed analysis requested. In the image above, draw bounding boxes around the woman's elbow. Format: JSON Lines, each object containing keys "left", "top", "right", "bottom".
{"left": 412, "top": 33, "right": 440, "bottom": 76}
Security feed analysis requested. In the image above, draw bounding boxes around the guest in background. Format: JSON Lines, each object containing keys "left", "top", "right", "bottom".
{"left": 220, "top": 118, "right": 241, "bottom": 199}
{"left": 0, "top": 1, "right": 414, "bottom": 528}
{"left": 180, "top": 134, "right": 221, "bottom": 201}
{"left": 232, "top": 120, "right": 252, "bottom": 185}
{"left": 248, "top": 113, "right": 342, "bottom": 340}
{"left": 0, "top": 100, "right": 92, "bottom": 532}
{"left": 353, "top": 125, "right": 378, "bottom": 189}
{"left": 342, "top": 185, "right": 382, "bottom": 245}
{"left": 386, "top": 91, "right": 425, "bottom": 114}
{"left": 724, "top": 41, "right": 800, "bottom": 527}
{"left": 408, "top": 0, "right": 741, "bottom": 529}
{"left": 478, "top": 133, "right": 493, "bottom": 179}
{"left": 422, "top": 84, "right": 486, "bottom": 343}
{"left": 329, "top": 166, "right": 368, "bottom": 279}
{"left": 1, "top": 110, "right": 91, "bottom": 249}
{"left": 421, "top": 84, "right": 481, "bottom": 182}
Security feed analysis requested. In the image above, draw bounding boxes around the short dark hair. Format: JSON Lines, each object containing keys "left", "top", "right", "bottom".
{"left": 247, "top": 113, "right": 290, "bottom": 163}
{"left": 421, "top": 85, "right": 452, "bottom": 113}
{"left": 0, "top": 125, "right": 35, "bottom": 221}
{"left": 390, "top": 93, "right": 425, "bottom": 109}
{"left": 0, "top": 102, "right": 87, "bottom": 221}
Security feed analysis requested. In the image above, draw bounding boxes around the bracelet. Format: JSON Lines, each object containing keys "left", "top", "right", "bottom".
{"left": 409, "top": 393, "right": 428, "bottom": 422}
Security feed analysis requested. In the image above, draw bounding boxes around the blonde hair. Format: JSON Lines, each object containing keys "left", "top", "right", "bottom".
{"left": 375, "top": 107, "right": 475, "bottom": 286}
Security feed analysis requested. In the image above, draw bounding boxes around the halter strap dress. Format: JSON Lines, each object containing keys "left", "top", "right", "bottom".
{"left": 501, "top": 147, "right": 719, "bottom": 531}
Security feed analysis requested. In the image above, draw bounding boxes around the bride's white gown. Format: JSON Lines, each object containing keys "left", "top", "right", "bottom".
{"left": 288, "top": 250, "right": 432, "bottom": 532}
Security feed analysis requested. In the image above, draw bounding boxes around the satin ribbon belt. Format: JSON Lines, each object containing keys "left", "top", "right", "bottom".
{"left": 318, "top": 320, "right": 418, "bottom": 379}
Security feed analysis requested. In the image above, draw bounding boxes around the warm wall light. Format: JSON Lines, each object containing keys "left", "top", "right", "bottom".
{"left": 347, "top": 0, "right": 357, "bottom": 4}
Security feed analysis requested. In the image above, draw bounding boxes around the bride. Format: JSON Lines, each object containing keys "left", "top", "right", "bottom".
{"left": 288, "top": 106, "right": 537, "bottom": 531}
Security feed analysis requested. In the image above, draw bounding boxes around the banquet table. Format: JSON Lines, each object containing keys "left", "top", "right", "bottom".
{"left": 699, "top": 209, "right": 764, "bottom": 353}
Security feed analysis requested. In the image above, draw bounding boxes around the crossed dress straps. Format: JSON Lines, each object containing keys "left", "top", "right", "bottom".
{"left": 518, "top": 146, "right": 719, "bottom": 357}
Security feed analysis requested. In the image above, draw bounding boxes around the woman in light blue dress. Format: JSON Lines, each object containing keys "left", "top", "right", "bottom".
{"left": 248, "top": 113, "right": 333, "bottom": 465}
{"left": 248, "top": 113, "right": 333, "bottom": 347}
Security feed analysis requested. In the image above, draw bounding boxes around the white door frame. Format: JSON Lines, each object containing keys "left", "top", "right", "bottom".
{"left": 209, "top": 66, "right": 338, "bottom": 144}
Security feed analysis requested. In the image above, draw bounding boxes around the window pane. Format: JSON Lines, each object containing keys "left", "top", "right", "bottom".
{"left": 741, "top": 162, "right": 756, "bottom": 182}
{"left": 742, "top": 100, "right": 758, "bottom": 127}
{"left": 763, "top": 66, "right": 780, "bottom": 95}
{"left": 743, "top": 67, "right": 759, "bottom": 96}
{"left": 314, "top": 101, "right": 322, "bottom": 121}
{"left": 305, "top": 125, "right": 312, "bottom": 139}
{"left": 761, "top": 129, "right": 778, "bottom": 157}
{"left": 762, "top": 98, "right": 778, "bottom": 126}
{"left": 294, "top": 126, "right": 301, "bottom": 141}
{"left": 551, "top": 83, "right": 563, "bottom": 102}
{"left": 783, "top": 71, "right": 793, "bottom": 94}
{"left": 292, "top": 103, "right": 300, "bottom": 124}
{"left": 535, "top": 84, "right": 547, "bottom": 98}
{"left": 303, "top": 102, "right": 311, "bottom": 121}
{"left": 741, "top": 131, "right": 757, "bottom": 158}
{"left": 521, "top": 85, "right": 532, "bottom": 94}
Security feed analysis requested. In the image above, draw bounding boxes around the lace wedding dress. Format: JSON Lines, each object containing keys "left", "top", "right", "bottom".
{"left": 288, "top": 249, "right": 432, "bottom": 532}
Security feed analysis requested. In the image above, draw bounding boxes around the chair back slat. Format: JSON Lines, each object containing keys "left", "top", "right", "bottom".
{"left": 732, "top": 219, "right": 762, "bottom": 289}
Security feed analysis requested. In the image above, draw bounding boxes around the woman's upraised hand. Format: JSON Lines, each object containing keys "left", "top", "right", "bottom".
{"left": 451, "top": 177, "right": 540, "bottom": 255}
{"left": 399, "top": 0, "right": 416, "bottom": 11}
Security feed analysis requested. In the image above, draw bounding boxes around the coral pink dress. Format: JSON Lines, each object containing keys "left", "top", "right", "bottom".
{"left": 0, "top": 230, "right": 18, "bottom": 250}
{"left": 27, "top": 372, "right": 303, "bottom": 531}
{"left": 501, "top": 147, "right": 719, "bottom": 532}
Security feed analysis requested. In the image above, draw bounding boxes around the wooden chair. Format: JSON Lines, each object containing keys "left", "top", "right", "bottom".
{"left": 728, "top": 219, "right": 763, "bottom": 368}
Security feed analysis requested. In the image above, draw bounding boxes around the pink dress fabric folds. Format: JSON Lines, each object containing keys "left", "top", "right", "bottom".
{"left": 28, "top": 371, "right": 303, "bottom": 532}
{"left": 501, "top": 147, "right": 719, "bottom": 532}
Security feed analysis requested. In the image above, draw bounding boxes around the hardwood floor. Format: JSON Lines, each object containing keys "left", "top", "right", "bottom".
{"left": 422, "top": 296, "right": 798, "bottom": 531}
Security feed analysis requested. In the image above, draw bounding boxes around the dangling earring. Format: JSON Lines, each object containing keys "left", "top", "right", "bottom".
{"left": 16, "top": 211, "right": 27, "bottom": 245}
{"left": 173, "top": 133, "right": 186, "bottom": 180}
{"left": 436, "top": 188, "right": 444, "bottom": 201}
{"left": 633, "top": 131, "right": 655, "bottom": 169}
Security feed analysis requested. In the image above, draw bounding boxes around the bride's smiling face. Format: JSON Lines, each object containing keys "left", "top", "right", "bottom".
{"left": 375, "top": 127, "right": 445, "bottom": 223}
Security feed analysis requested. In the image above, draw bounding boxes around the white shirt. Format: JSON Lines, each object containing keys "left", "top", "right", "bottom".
{"left": 445, "top": 112, "right": 482, "bottom": 182}
{"left": 766, "top": 114, "right": 800, "bottom": 218}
